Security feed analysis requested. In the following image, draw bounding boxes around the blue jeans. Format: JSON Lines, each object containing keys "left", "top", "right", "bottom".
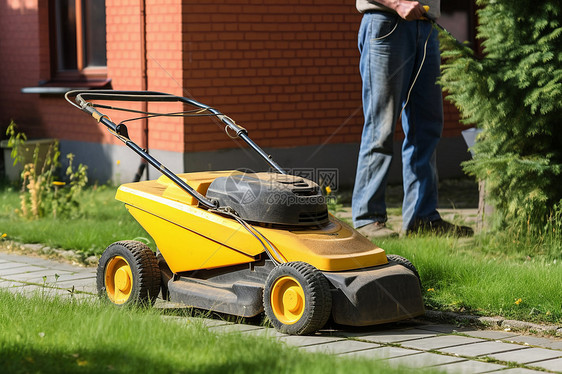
{"left": 352, "top": 12, "right": 443, "bottom": 231}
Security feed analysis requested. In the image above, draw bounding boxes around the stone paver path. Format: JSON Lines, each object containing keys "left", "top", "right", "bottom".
{"left": 1, "top": 251, "right": 561, "bottom": 373}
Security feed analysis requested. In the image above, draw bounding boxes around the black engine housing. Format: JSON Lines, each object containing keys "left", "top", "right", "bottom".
{"left": 205, "top": 172, "right": 329, "bottom": 227}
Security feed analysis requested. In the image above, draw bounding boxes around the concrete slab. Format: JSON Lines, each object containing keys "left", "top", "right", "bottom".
{"left": 279, "top": 334, "right": 345, "bottom": 347}
{"left": 440, "top": 341, "right": 529, "bottom": 357}
{"left": 527, "top": 357, "right": 562, "bottom": 372}
{"left": 385, "top": 352, "right": 464, "bottom": 368}
{"left": 243, "top": 327, "right": 286, "bottom": 339}
{"left": 208, "top": 323, "right": 264, "bottom": 334}
{"left": 502, "top": 335, "right": 562, "bottom": 351}
{"left": 354, "top": 328, "right": 439, "bottom": 344}
{"left": 400, "top": 335, "right": 485, "bottom": 351}
{"left": 417, "top": 324, "right": 470, "bottom": 334}
{"left": 191, "top": 318, "right": 232, "bottom": 328}
{"left": 462, "top": 329, "right": 521, "bottom": 340}
{"left": 487, "top": 368, "right": 553, "bottom": 374}
{"left": 487, "top": 347, "right": 562, "bottom": 365}
{"left": 0, "top": 265, "right": 48, "bottom": 277}
{"left": 0, "top": 262, "right": 28, "bottom": 270}
{"left": 340, "top": 346, "right": 421, "bottom": 360}
{"left": 435, "top": 360, "right": 506, "bottom": 373}
{"left": 300, "top": 340, "right": 380, "bottom": 355}
{"left": 55, "top": 278, "right": 97, "bottom": 291}
{"left": 6, "top": 269, "right": 73, "bottom": 282}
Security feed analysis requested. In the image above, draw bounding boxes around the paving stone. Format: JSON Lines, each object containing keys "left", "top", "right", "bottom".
{"left": 55, "top": 278, "right": 97, "bottom": 291}
{"left": 279, "top": 334, "right": 345, "bottom": 347}
{"left": 242, "top": 327, "right": 286, "bottom": 339}
{"left": 0, "top": 280, "right": 27, "bottom": 288}
{"left": 417, "top": 324, "right": 470, "bottom": 334}
{"left": 340, "top": 346, "right": 421, "bottom": 360}
{"left": 194, "top": 318, "right": 232, "bottom": 328}
{"left": 501, "top": 335, "right": 562, "bottom": 351}
{"left": 7, "top": 269, "right": 73, "bottom": 282}
{"left": 355, "top": 328, "right": 439, "bottom": 344}
{"left": 435, "top": 360, "right": 506, "bottom": 373}
{"left": 400, "top": 335, "right": 485, "bottom": 351}
{"left": 0, "top": 262, "right": 28, "bottom": 270}
{"left": 300, "top": 340, "right": 380, "bottom": 355}
{"left": 385, "top": 352, "right": 465, "bottom": 368}
{"left": 487, "top": 368, "right": 552, "bottom": 374}
{"left": 440, "top": 341, "right": 529, "bottom": 357}
{"left": 0, "top": 265, "right": 49, "bottom": 277}
{"left": 208, "top": 323, "right": 265, "bottom": 334}
{"left": 528, "top": 357, "right": 562, "bottom": 372}
{"left": 487, "top": 347, "right": 562, "bottom": 365}
{"left": 462, "top": 329, "right": 521, "bottom": 340}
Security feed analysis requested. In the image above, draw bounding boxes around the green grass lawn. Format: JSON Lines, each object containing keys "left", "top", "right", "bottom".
{"left": 0, "top": 291, "right": 423, "bottom": 374}
{"left": 380, "top": 236, "right": 562, "bottom": 325}
{"left": 0, "top": 184, "right": 152, "bottom": 256}
{"left": 1, "top": 183, "right": 561, "bottom": 325}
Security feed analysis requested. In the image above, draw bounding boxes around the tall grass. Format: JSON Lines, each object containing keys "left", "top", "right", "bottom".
{"left": 381, "top": 236, "right": 562, "bottom": 324}
{"left": 0, "top": 291, "right": 419, "bottom": 374}
{"left": 0, "top": 184, "right": 151, "bottom": 255}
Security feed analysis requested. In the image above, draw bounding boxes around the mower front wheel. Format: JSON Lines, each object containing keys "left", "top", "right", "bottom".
{"left": 264, "top": 262, "right": 332, "bottom": 335}
{"left": 97, "top": 240, "right": 161, "bottom": 306}
{"left": 387, "top": 254, "right": 421, "bottom": 286}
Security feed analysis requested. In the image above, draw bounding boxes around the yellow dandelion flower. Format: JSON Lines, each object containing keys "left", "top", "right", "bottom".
{"left": 325, "top": 186, "right": 332, "bottom": 195}
{"left": 76, "top": 359, "right": 88, "bottom": 367}
{"left": 116, "top": 160, "right": 121, "bottom": 165}
{"left": 427, "top": 288, "right": 435, "bottom": 292}
{"left": 515, "top": 298, "right": 522, "bottom": 305}
{"left": 1, "top": 233, "right": 6, "bottom": 239}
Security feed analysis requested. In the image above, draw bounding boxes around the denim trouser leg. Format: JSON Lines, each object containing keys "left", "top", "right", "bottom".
{"left": 352, "top": 13, "right": 443, "bottom": 230}
{"left": 401, "top": 22, "right": 443, "bottom": 230}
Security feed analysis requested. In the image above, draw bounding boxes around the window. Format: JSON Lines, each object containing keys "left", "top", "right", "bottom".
{"left": 439, "top": 0, "right": 476, "bottom": 45}
{"left": 51, "top": 0, "right": 107, "bottom": 80}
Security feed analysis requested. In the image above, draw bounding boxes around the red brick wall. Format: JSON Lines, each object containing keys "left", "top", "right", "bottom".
{"left": 0, "top": 1, "right": 42, "bottom": 138}
{"left": 180, "top": 1, "right": 365, "bottom": 153}
{"left": 0, "top": 1, "right": 463, "bottom": 156}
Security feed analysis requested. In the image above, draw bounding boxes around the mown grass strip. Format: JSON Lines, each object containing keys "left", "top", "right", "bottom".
{"left": 0, "top": 291, "right": 434, "bottom": 374}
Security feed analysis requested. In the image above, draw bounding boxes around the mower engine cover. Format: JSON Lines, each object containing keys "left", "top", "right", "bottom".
{"left": 205, "top": 172, "right": 329, "bottom": 227}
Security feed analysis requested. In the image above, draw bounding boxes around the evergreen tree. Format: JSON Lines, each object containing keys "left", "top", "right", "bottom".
{"left": 439, "top": 0, "right": 562, "bottom": 233}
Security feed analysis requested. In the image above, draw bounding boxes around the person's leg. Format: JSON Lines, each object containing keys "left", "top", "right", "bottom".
{"left": 352, "top": 13, "right": 413, "bottom": 230}
{"left": 401, "top": 22, "right": 443, "bottom": 231}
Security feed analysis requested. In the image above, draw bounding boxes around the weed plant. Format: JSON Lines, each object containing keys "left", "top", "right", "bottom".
{"left": 0, "top": 291, "right": 421, "bottom": 374}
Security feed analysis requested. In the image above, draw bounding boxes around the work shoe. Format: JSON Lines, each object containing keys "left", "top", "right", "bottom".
{"left": 357, "top": 222, "right": 399, "bottom": 239}
{"left": 407, "top": 218, "right": 474, "bottom": 237}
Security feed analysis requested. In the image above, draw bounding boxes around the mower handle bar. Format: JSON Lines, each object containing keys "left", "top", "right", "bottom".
{"left": 66, "top": 90, "right": 286, "bottom": 209}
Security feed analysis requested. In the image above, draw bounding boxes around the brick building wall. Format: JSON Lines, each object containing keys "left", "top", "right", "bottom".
{"left": 0, "top": 0, "right": 468, "bottom": 184}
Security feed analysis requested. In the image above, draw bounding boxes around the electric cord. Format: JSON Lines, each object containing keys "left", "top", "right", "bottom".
{"left": 399, "top": 25, "right": 433, "bottom": 120}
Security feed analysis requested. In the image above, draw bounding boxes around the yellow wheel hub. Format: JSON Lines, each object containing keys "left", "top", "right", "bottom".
{"left": 270, "top": 276, "right": 305, "bottom": 324}
{"left": 105, "top": 256, "right": 133, "bottom": 304}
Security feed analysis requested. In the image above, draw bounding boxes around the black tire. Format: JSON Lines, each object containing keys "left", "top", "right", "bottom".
{"left": 263, "top": 262, "right": 332, "bottom": 335}
{"left": 96, "top": 240, "right": 161, "bottom": 306}
{"left": 387, "top": 254, "right": 421, "bottom": 286}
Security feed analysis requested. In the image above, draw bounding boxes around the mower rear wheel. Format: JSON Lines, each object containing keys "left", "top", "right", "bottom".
{"left": 97, "top": 240, "right": 161, "bottom": 306}
{"left": 387, "top": 254, "right": 421, "bottom": 286}
{"left": 264, "top": 262, "right": 332, "bottom": 335}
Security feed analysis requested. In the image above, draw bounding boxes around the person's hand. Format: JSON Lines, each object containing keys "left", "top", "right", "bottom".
{"left": 394, "top": 1, "right": 426, "bottom": 21}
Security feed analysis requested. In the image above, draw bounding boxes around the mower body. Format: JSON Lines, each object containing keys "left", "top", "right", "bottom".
{"left": 115, "top": 170, "right": 425, "bottom": 327}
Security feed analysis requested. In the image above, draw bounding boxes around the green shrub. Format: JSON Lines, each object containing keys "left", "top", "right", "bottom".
{"left": 439, "top": 0, "right": 562, "bottom": 234}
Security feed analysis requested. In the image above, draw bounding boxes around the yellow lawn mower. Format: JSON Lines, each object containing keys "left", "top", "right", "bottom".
{"left": 66, "top": 90, "right": 424, "bottom": 335}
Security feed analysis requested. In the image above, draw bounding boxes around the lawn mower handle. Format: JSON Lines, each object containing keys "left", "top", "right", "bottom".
{"left": 68, "top": 90, "right": 286, "bottom": 175}
{"left": 65, "top": 90, "right": 286, "bottom": 210}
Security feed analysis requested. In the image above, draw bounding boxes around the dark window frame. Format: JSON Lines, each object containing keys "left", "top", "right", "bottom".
{"left": 49, "top": 0, "right": 107, "bottom": 82}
